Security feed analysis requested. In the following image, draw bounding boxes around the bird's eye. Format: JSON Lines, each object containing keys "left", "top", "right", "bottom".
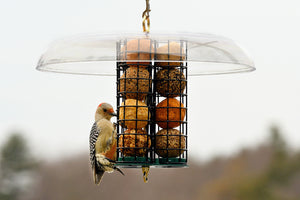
{"left": 103, "top": 108, "right": 107, "bottom": 112}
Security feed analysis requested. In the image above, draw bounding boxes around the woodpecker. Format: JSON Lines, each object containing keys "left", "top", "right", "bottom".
{"left": 90, "top": 103, "right": 124, "bottom": 185}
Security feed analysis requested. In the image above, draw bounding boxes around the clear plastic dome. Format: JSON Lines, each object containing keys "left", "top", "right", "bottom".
{"left": 36, "top": 32, "right": 255, "bottom": 76}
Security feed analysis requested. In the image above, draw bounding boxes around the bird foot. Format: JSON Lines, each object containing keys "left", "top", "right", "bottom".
{"left": 105, "top": 157, "right": 116, "bottom": 164}
{"left": 96, "top": 154, "right": 111, "bottom": 166}
{"left": 96, "top": 154, "right": 116, "bottom": 165}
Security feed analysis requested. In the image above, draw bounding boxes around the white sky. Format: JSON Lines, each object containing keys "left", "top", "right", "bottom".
{"left": 0, "top": 0, "right": 300, "bottom": 161}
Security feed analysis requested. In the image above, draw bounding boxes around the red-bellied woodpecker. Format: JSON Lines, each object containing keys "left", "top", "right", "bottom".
{"left": 90, "top": 103, "right": 124, "bottom": 185}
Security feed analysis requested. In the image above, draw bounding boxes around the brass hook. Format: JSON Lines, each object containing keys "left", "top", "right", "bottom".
{"left": 142, "top": 0, "right": 151, "bottom": 33}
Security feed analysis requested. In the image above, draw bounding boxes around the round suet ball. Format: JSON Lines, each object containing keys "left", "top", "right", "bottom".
{"left": 119, "top": 129, "right": 151, "bottom": 157}
{"left": 155, "top": 129, "right": 186, "bottom": 158}
{"left": 121, "top": 39, "right": 154, "bottom": 67}
{"left": 155, "top": 68, "right": 186, "bottom": 97}
{"left": 120, "top": 67, "right": 151, "bottom": 100}
{"left": 119, "top": 99, "right": 150, "bottom": 129}
{"left": 155, "top": 98, "right": 186, "bottom": 129}
{"left": 155, "top": 42, "right": 186, "bottom": 67}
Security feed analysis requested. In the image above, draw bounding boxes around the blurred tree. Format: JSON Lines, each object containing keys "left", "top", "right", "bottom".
{"left": 237, "top": 125, "right": 300, "bottom": 200}
{"left": 198, "top": 125, "right": 300, "bottom": 200}
{"left": 269, "top": 125, "right": 287, "bottom": 157}
{"left": 0, "top": 133, "right": 38, "bottom": 200}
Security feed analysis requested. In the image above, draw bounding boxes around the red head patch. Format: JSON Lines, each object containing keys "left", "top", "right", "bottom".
{"left": 98, "top": 103, "right": 105, "bottom": 108}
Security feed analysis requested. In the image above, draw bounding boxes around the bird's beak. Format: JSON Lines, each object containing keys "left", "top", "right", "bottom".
{"left": 110, "top": 112, "right": 117, "bottom": 117}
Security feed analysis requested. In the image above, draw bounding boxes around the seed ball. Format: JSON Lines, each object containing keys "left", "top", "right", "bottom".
{"left": 119, "top": 129, "right": 151, "bottom": 157}
{"left": 119, "top": 99, "right": 150, "bottom": 129}
{"left": 155, "top": 42, "right": 186, "bottom": 67}
{"left": 155, "top": 98, "right": 186, "bottom": 129}
{"left": 121, "top": 39, "right": 154, "bottom": 67}
{"left": 155, "top": 68, "right": 186, "bottom": 98}
{"left": 120, "top": 67, "right": 151, "bottom": 100}
{"left": 155, "top": 129, "right": 186, "bottom": 158}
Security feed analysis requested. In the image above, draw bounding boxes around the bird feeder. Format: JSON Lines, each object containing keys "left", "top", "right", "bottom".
{"left": 36, "top": 0, "right": 255, "bottom": 179}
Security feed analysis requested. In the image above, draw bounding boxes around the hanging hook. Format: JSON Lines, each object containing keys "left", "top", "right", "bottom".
{"left": 142, "top": 0, "right": 151, "bottom": 33}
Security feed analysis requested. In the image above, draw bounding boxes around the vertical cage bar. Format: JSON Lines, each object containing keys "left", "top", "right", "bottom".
{"left": 116, "top": 40, "right": 121, "bottom": 162}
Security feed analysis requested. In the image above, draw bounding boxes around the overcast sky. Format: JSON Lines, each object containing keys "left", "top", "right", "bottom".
{"left": 0, "top": 0, "right": 300, "bottom": 161}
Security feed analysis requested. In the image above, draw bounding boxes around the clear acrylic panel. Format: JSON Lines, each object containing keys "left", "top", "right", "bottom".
{"left": 36, "top": 32, "right": 255, "bottom": 76}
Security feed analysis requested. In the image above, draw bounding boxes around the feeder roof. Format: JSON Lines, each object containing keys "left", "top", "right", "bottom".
{"left": 36, "top": 32, "right": 255, "bottom": 76}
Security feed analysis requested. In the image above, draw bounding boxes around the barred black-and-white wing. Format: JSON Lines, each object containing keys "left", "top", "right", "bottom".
{"left": 89, "top": 121, "right": 104, "bottom": 184}
{"left": 89, "top": 122, "right": 99, "bottom": 166}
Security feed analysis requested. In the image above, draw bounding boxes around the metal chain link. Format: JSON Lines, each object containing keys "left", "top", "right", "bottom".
{"left": 142, "top": 0, "right": 151, "bottom": 33}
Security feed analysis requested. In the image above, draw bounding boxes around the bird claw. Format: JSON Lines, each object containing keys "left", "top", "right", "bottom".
{"left": 114, "top": 166, "right": 125, "bottom": 176}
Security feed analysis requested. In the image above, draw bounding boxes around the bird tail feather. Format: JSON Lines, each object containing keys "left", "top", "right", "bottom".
{"left": 93, "top": 166, "right": 105, "bottom": 185}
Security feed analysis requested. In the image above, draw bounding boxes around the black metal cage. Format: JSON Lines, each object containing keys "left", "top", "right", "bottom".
{"left": 116, "top": 38, "right": 188, "bottom": 168}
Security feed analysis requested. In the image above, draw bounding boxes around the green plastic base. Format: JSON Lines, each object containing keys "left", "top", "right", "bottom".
{"left": 116, "top": 157, "right": 188, "bottom": 168}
